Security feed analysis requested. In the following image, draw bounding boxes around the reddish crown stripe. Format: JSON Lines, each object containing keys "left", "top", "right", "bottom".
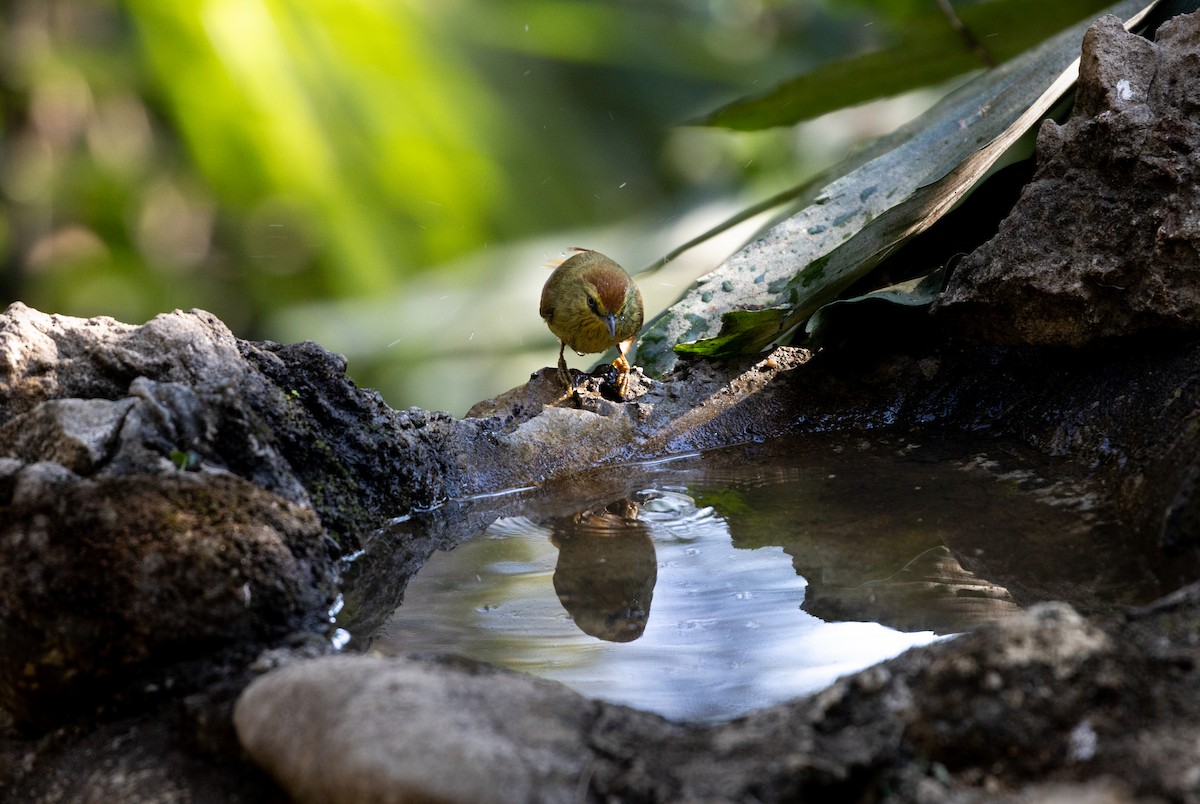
{"left": 585, "top": 265, "right": 627, "bottom": 312}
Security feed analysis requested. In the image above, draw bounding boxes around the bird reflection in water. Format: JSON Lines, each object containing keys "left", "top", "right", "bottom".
{"left": 547, "top": 498, "right": 657, "bottom": 643}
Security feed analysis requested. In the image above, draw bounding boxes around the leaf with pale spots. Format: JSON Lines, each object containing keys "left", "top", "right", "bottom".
{"left": 636, "top": 0, "right": 1166, "bottom": 377}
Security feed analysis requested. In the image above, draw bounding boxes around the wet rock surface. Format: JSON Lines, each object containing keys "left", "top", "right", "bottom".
{"left": 2, "top": 10, "right": 1200, "bottom": 804}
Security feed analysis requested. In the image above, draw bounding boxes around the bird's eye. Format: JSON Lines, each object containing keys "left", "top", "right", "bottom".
{"left": 587, "top": 296, "right": 599, "bottom": 313}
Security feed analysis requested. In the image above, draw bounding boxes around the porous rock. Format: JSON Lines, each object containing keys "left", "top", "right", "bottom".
{"left": 0, "top": 468, "right": 333, "bottom": 730}
{"left": 0, "top": 304, "right": 418, "bottom": 732}
{"left": 0, "top": 302, "right": 464, "bottom": 533}
{"left": 935, "top": 11, "right": 1200, "bottom": 345}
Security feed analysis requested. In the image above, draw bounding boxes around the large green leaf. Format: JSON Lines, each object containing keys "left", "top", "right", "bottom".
{"left": 695, "top": 0, "right": 1116, "bottom": 131}
{"left": 636, "top": 0, "right": 1161, "bottom": 378}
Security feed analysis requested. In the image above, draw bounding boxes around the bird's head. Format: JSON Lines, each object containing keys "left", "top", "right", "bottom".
{"left": 581, "top": 264, "right": 632, "bottom": 340}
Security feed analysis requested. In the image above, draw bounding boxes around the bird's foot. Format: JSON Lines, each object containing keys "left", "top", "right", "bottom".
{"left": 611, "top": 354, "right": 632, "bottom": 400}
{"left": 556, "top": 349, "right": 575, "bottom": 390}
{"left": 554, "top": 355, "right": 584, "bottom": 406}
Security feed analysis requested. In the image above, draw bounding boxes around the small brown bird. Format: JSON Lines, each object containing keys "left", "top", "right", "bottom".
{"left": 540, "top": 249, "right": 644, "bottom": 399}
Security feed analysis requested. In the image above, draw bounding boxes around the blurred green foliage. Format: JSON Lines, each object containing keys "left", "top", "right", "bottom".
{"left": 0, "top": 0, "right": 819, "bottom": 333}
{"left": 0, "top": 0, "right": 1114, "bottom": 409}
{"left": 697, "top": 0, "right": 1116, "bottom": 129}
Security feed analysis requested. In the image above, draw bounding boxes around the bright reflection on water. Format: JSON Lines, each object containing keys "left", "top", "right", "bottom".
{"left": 378, "top": 489, "right": 945, "bottom": 722}
{"left": 359, "top": 432, "right": 1190, "bottom": 723}
{"left": 372, "top": 492, "right": 955, "bottom": 720}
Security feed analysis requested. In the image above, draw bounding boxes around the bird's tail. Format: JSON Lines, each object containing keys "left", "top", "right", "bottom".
{"left": 543, "top": 246, "right": 593, "bottom": 269}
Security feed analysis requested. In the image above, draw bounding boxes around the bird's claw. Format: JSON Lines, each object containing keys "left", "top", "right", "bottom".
{"left": 611, "top": 354, "right": 632, "bottom": 400}
{"left": 556, "top": 348, "right": 576, "bottom": 391}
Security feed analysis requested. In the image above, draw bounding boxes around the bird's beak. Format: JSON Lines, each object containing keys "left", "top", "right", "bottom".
{"left": 604, "top": 312, "right": 617, "bottom": 340}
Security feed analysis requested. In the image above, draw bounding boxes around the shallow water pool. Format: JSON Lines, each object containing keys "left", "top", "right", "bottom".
{"left": 345, "top": 431, "right": 1192, "bottom": 722}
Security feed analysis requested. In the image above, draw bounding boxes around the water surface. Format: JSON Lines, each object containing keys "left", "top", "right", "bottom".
{"left": 352, "top": 432, "right": 1191, "bottom": 722}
